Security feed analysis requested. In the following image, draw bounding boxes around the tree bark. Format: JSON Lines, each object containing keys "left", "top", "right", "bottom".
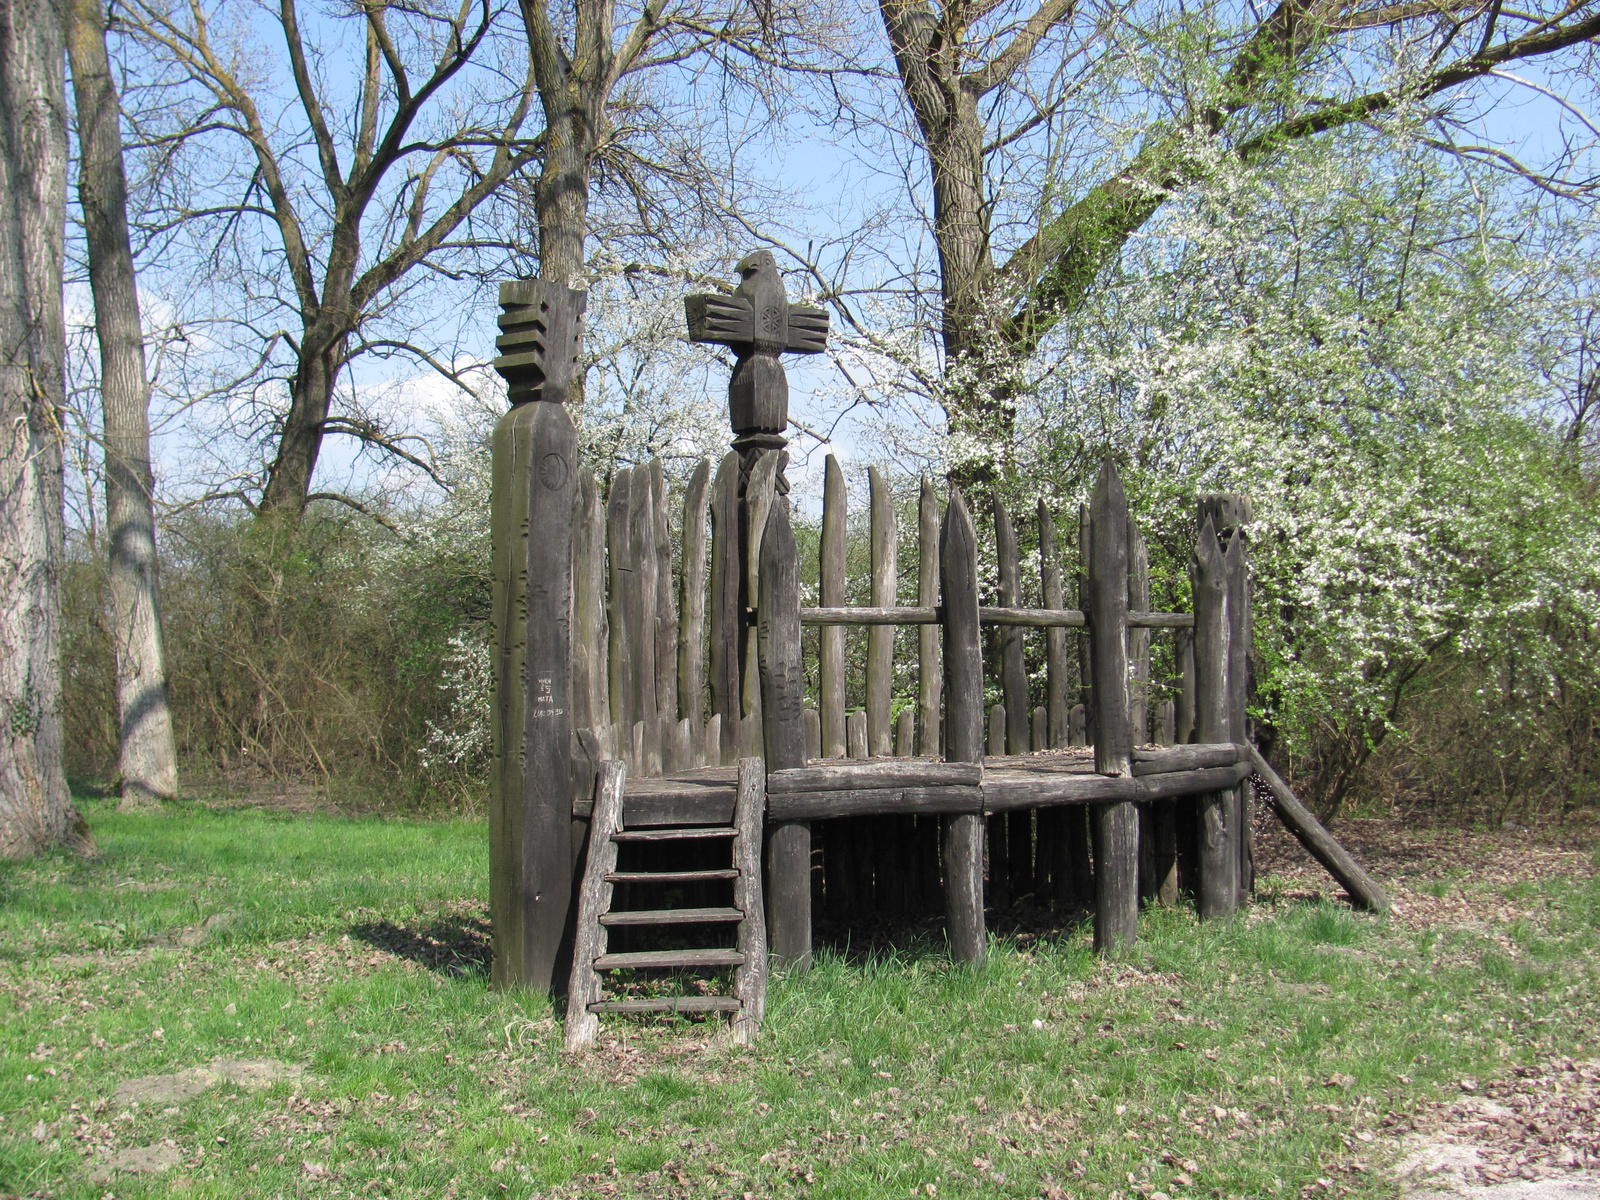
{"left": 0, "top": 0, "right": 92, "bottom": 857}
{"left": 67, "top": 0, "right": 178, "bottom": 805}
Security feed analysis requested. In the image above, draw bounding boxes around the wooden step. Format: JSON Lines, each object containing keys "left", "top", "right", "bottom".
{"left": 612, "top": 827, "right": 736, "bottom": 842}
{"left": 587, "top": 996, "right": 742, "bottom": 1014}
{"left": 593, "top": 948, "right": 746, "bottom": 970}
{"left": 604, "top": 868, "right": 738, "bottom": 883}
{"left": 600, "top": 906, "right": 743, "bottom": 927}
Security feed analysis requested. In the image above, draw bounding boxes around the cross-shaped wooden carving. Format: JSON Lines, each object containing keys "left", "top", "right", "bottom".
{"left": 685, "top": 250, "right": 828, "bottom": 442}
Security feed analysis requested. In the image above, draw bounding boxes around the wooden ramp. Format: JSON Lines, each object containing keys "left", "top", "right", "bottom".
{"left": 565, "top": 759, "right": 767, "bottom": 1051}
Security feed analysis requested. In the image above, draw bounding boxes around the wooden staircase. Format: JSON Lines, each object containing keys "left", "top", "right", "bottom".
{"left": 565, "top": 758, "right": 768, "bottom": 1050}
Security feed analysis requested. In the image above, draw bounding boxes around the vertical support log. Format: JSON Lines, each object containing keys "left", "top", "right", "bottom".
{"left": 1031, "top": 706, "right": 1047, "bottom": 751}
{"left": 1127, "top": 521, "right": 1150, "bottom": 746}
{"left": 1039, "top": 501, "right": 1070, "bottom": 749}
{"left": 760, "top": 491, "right": 810, "bottom": 969}
{"left": 709, "top": 452, "right": 741, "bottom": 764}
{"left": 1088, "top": 459, "right": 1137, "bottom": 954}
{"left": 895, "top": 708, "right": 914, "bottom": 757}
{"left": 1077, "top": 503, "right": 1093, "bottom": 745}
{"left": 679, "top": 458, "right": 711, "bottom": 729}
{"left": 867, "top": 466, "right": 897, "bottom": 757}
{"left": 606, "top": 469, "right": 635, "bottom": 769}
{"left": 940, "top": 487, "right": 986, "bottom": 965}
{"left": 628, "top": 472, "right": 661, "bottom": 775}
{"left": 740, "top": 451, "right": 781, "bottom": 758}
{"left": 819, "top": 455, "right": 848, "bottom": 759}
{"left": 1192, "top": 514, "right": 1235, "bottom": 920}
{"left": 804, "top": 708, "right": 822, "bottom": 759}
{"left": 572, "top": 469, "right": 609, "bottom": 757}
{"left": 651, "top": 459, "right": 678, "bottom": 729}
{"left": 919, "top": 477, "right": 942, "bottom": 758}
{"left": 1175, "top": 628, "right": 1196, "bottom": 745}
{"left": 988, "top": 706, "right": 1007, "bottom": 757}
{"left": 489, "top": 362, "right": 579, "bottom": 993}
{"left": 995, "top": 500, "right": 1030, "bottom": 754}
{"left": 846, "top": 710, "right": 868, "bottom": 759}
{"left": 1225, "top": 530, "right": 1253, "bottom": 905}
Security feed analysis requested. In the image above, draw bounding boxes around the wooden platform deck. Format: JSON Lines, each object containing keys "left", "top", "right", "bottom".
{"left": 572, "top": 744, "right": 1251, "bottom": 827}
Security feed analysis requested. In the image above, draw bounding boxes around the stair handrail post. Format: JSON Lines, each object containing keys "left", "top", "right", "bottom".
{"left": 488, "top": 279, "right": 588, "bottom": 994}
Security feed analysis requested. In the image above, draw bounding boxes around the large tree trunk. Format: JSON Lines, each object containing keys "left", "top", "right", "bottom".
{"left": 68, "top": 0, "right": 178, "bottom": 805}
{"left": 259, "top": 334, "right": 342, "bottom": 515}
{"left": 0, "top": 0, "right": 92, "bottom": 858}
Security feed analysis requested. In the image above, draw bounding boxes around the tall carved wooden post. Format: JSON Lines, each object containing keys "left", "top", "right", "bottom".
{"left": 686, "top": 251, "right": 828, "bottom": 969}
{"left": 489, "top": 279, "right": 587, "bottom": 993}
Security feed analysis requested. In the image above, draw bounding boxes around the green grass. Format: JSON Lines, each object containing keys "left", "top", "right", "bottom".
{"left": 2, "top": 801, "right": 1597, "bottom": 1199}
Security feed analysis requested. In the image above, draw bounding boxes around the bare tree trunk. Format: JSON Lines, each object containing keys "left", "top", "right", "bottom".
{"left": 259, "top": 336, "right": 341, "bottom": 515}
{"left": 0, "top": 0, "right": 92, "bottom": 857}
{"left": 67, "top": 0, "right": 177, "bottom": 805}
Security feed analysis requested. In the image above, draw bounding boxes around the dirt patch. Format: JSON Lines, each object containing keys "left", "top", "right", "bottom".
{"left": 1389, "top": 1056, "right": 1600, "bottom": 1200}
{"left": 86, "top": 1141, "right": 183, "bottom": 1183}
{"left": 112, "top": 1058, "right": 311, "bottom": 1106}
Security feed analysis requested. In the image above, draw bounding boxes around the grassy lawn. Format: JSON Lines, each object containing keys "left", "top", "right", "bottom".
{"left": 1, "top": 800, "right": 1597, "bottom": 1199}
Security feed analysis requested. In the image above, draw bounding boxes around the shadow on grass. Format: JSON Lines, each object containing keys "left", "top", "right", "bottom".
{"left": 349, "top": 912, "right": 493, "bottom": 979}
{"left": 811, "top": 900, "right": 1096, "bottom": 967}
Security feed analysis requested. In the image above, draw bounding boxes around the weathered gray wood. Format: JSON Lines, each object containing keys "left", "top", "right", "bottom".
{"left": 1192, "top": 514, "right": 1235, "bottom": 920}
{"left": 819, "top": 455, "right": 847, "bottom": 758}
{"left": 1128, "top": 521, "right": 1151, "bottom": 746}
{"left": 768, "top": 785, "right": 984, "bottom": 821}
{"left": 847, "top": 710, "right": 868, "bottom": 759}
{"left": 565, "top": 759, "right": 626, "bottom": 1050}
{"left": 709, "top": 452, "right": 741, "bottom": 763}
{"left": 651, "top": 459, "right": 678, "bottom": 729}
{"left": 606, "top": 867, "right": 737, "bottom": 883}
{"left": 613, "top": 825, "right": 735, "bottom": 841}
{"left": 988, "top": 705, "right": 1006, "bottom": 757}
{"left": 572, "top": 470, "right": 610, "bottom": 755}
{"left": 575, "top": 779, "right": 736, "bottom": 826}
{"left": 895, "top": 708, "right": 915, "bottom": 757}
{"left": 1247, "top": 745, "right": 1391, "bottom": 913}
{"left": 994, "top": 500, "right": 1030, "bottom": 754}
{"left": 606, "top": 468, "right": 635, "bottom": 767}
{"left": 803, "top": 708, "right": 822, "bottom": 761}
{"left": 732, "top": 757, "right": 768, "bottom": 1042}
{"left": 1132, "top": 742, "right": 1241, "bottom": 772}
{"left": 1088, "top": 460, "right": 1137, "bottom": 953}
{"left": 594, "top": 949, "right": 745, "bottom": 970}
{"left": 768, "top": 759, "right": 984, "bottom": 792}
{"left": 867, "top": 466, "right": 898, "bottom": 757}
{"left": 1069, "top": 703, "right": 1087, "bottom": 746}
{"left": 1088, "top": 461, "right": 1133, "bottom": 778}
{"left": 1224, "top": 526, "right": 1253, "bottom": 906}
{"left": 1176, "top": 628, "right": 1196, "bottom": 744}
{"left": 490, "top": 398, "right": 578, "bottom": 994}
{"left": 1156, "top": 700, "right": 1176, "bottom": 746}
{"left": 1154, "top": 797, "right": 1179, "bottom": 907}
{"left": 984, "top": 761, "right": 1250, "bottom": 810}
{"left": 1077, "top": 503, "right": 1092, "bottom": 744}
{"left": 600, "top": 906, "right": 742, "bottom": 925}
{"left": 759, "top": 495, "right": 811, "bottom": 970}
{"left": 919, "top": 477, "right": 942, "bottom": 759}
{"left": 740, "top": 450, "right": 781, "bottom": 758}
{"left": 704, "top": 713, "right": 721, "bottom": 768}
{"left": 628, "top": 468, "right": 662, "bottom": 775}
{"left": 1032, "top": 706, "right": 1047, "bottom": 752}
{"left": 679, "top": 458, "right": 712, "bottom": 727}
{"left": 590, "top": 997, "right": 742, "bottom": 1014}
{"left": 804, "top": 606, "right": 937, "bottom": 625}
{"left": 940, "top": 487, "right": 986, "bottom": 964}
{"left": 672, "top": 717, "right": 694, "bottom": 773}
{"left": 1039, "top": 501, "right": 1070, "bottom": 748}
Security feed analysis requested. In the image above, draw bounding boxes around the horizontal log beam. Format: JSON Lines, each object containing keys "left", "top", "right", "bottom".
{"left": 767, "top": 785, "right": 983, "bottom": 820}
{"left": 983, "top": 762, "right": 1250, "bottom": 812}
{"left": 799, "top": 606, "right": 1193, "bottom": 629}
{"left": 767, "top": 759, "right": 984, "bottom": 793}
{"left": 1131, "top": 743, "right": 1244, "bottom": 775}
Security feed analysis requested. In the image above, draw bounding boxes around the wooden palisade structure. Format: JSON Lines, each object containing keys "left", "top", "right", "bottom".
{"left": 486, "top": 252, "right": 1387, "bottom": 1043}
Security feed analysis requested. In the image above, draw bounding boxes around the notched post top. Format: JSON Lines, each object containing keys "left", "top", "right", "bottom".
{"left": 494, "top": 279, "right": 588, "bottom": 405}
